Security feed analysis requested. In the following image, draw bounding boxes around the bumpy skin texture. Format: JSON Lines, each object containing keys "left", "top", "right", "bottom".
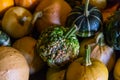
{"left": 36, "top": 25, "right": 80, "bottom": 68}
{"left": 103, "top": 11, "right": 120, "bottom": 50}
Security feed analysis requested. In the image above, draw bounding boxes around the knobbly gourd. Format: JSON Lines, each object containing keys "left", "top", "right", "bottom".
{"left": 65, "top": 0, "right": 103, "bottom": 37}
{"left": 36, "top": 25, "right": 80, "bottom": 68}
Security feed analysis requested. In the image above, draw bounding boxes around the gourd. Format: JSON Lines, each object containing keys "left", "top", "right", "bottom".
{"left": 103, "top": 9, "right": 120, "bottom": 50}
{"left": 0, "top": 46, "right": 29, "bottom": 80}
{"left": 36, "top": 25, "right": 80, "bottom": 68}
{"left": 66, "top": 45, "right": 108, "bottom": 80}
{"left": 114, "top": 58, "right": 120, "bottom": 80}
{"left": 32, "top": 0, "right": 72, "bottom": 33}
{"left": 12, "top": 36, "right": 45, "bottom": 74}
{"left": 0, "top": 30, "right": 11, "bottom": 46}
{"left": 65, "top": 0, "right": 103, "bottom": 37}
{"left": 79, "top": 32, "right": 116, "bottom": 72}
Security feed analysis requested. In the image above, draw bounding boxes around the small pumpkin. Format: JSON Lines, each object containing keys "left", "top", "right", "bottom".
{"left": 12, "top": 36, "right": 45, "bottom": 74}
{"left": 114, "top": 58, "right": 120, "bottom": 80}
{"left": 46, "top": 68, "right": 66, "bottom": 80}
{"left": 103, "top": 9, "right": 120, "bottom": 50}
{"left": 14, "top": 0, "right": 41, "bottom": 11}
{"left": 0, "top": 46, "right": 29, "bottom": 80}
{"left": 66, "top": 45, "right": 108, "bottom": 80}
{"left": 32, "top": 0, "right": 72, "bottom": 33}
{"left": 79, "top": 32, "right": 116, "bottom": 72}
{"left": 65, "top": 0, "right": 103, "bottom": 37}
{"left": 0, "top": 0, "right": 14, "bottom": 17}
{"left": 0, "top": 30, "right": 11, "bottom": 46}
{"left": 2, "top": 6, "right": 33, "bottom": 38}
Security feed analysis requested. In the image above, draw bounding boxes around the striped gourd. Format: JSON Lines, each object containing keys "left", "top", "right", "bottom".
{"left": 66, "top": 0, "right": 103, "bottom": 37}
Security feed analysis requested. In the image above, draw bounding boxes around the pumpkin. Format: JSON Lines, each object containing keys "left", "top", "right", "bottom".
{"left": 32, "top": 0, "right": 72, "bottom": 33}
{"left": 66, "top": 45, "right": 108, "bottom": 80}
{"left": 0, "top": 0, "right": 14, "bottom": 17}
{"left": 12, "top": 36, "right": 45, "bottom": 74}
{"left": 46, "top": 68, "right": 66, "bottom": 80}
{"left": 2, "top": 6, "right": 33, "bottom": 38}
{"left": 14, "top": 0, "right": 41, "bottom": 11}
{"left": 114, "top": 58, "right": 120, "bottom": 80}
{"left": 82, "top": 0, "right": 107, "bottom": 10}
{"left": 79, "top": 32, "right": 116, "bottom": 72}
{"left": 0, "top": 46, "right": 29, "bottom": 80}
{"left": 103, "top": 9, "right": 120, "bottom": 50}
{"left": 36, "top": 25, "right": 80, "bottom": 68}
{"left": 0, "top": 30, "right": 11, "bottom": 46}
{"left": 65, "top": 0, "right": 103, "bottom": 37}
{"left": 102, "top": 3, "right": 119, "bottom": 22}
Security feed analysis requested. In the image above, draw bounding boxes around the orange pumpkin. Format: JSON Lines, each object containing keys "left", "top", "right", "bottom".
{"left": 0, "top": 0, "right": 14, "bottom": 17}
{"left": 32, "top": 0, "right": 72, "bottom": 33}
{"left": 14, "top": 0, "right": 41, "bottom": 11}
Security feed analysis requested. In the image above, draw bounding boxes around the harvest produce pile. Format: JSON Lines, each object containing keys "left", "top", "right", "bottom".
{"left": 0, "top": 0, "right": 120, "bottom": 80}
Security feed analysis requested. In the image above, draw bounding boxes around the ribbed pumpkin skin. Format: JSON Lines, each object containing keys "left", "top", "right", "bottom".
{"left": 66, "top": 5, "right": 102, "bottom": 37}
{"left": 103, "top": 11, "right": 120, "bottom": 50}
{"left": 0, "top": 30, "right": 11, "bottom": 46}
{"left": 36, "top": 25, "right": 80, "bottom": 68}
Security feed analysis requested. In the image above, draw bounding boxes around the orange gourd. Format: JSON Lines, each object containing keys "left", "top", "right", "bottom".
{"left": 14, "top": 0, "right": 41, "bottom": 11}
{"left": 0, "top": 0, "right": 14, "bottom": 17}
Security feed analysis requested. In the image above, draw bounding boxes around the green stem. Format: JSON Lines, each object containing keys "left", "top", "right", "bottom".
{"left": 64, "top": 24, "right": 78, "bottom": 38}
{"left": 96, "top": 32, "right": 105, "bottom": 46}
{"left": 84, "top": 0, "right": 89, "bottom": 17}
{"left": 32, "top": 11, "right": 43, "bottom": 25}
{"left": 84, "top": 45, "right": 92, "bottom": 66}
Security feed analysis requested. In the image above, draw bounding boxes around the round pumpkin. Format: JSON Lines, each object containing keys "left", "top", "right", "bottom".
{"left": 14, "top": 0, "right": 41, "bottom": 11}
{"left": 66, "top": 45, "right": 108, "bottom": 80}
{"left": 32, "top": 0, "right": 72, "bottom": 33}
{"left": 79, "top": 32, "right": 116, "bottom": 72}
{"left": 2, "top": 6, "right": 33, "bottom": 38}
{"left": 65, "top": 0, "right": 103, "bottom": 37}
{"left": 114, "top": 58, "right": 120, "bottom": 80}
{"left": 0, "top": 0, "right": 14, "bottom": 17}
{"left": 0, "top": 46, "right": 29, "bottom": 80}
{"left": 12, "top": 36, "right": 45, "bottom": 74}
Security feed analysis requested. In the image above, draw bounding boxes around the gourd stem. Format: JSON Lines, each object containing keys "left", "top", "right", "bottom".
{"left": 96, "top": 32, "right": 105, "bottom": 46}
{"left": 32, "top": 11, "right": 43, "bottom": 25}
{"left": 18, "top": 16, "right": 28, "bottom": 25}
{"left": 84, "top": 0, "right": 89, "bottom": 17}
{"left": 84, "top": 45, "right": 92, "bottom": 66}
{"left": 64, "top": 25, "right": 78, "bottom": 38}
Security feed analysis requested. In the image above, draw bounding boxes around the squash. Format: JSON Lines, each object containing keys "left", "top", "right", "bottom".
{"left": 82, "top": 0, "right": 107, "bottom": 10}
{"left": 0, "top": 30, "right": 11, "bottom": 46}
{"left": 2, "top": 6, "right": 33, "bottom": 39}
{"left": 79, "top": 32, "right": 116, "bottom": 72}
{"left": 36, "top": 25, "right": 80, "bottom": 68}
{"left": 66, "top": 45, "right": 108, "bottom": 80}
{"left": 65, "top": 0, "right": 103, "bottom": 37}
{"left": 103, "top": 9, "right": 120, "bottom": 50}
{"left": 0, "top": 0, "right": 14, "bottom": 17}
{"left": 12, "top": 36, "right": 45, "bottom": 74}
{"left": 32, "top": 0, "right": 72, "bottom": 33}
{"left": 14, "top": 0, "right": 41, "bottom": 11}
{"left": 46, "top": 68, "right": 66, "bottom": 80}
{"left": 0, "top": 46, "right": 29, "bottom": 80}
{"left": 114, "top": 58, "right": 120, "bottom": 80}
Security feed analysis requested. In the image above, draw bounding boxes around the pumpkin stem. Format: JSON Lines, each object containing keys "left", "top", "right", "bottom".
{"left": 96, "top": 32, "right": 105, "bottom": 46}
{"left": 32, "top": 11, "right": 43, "bottom": 25}
{"left": 18, "top": 16, "right": 29, "bottom": 25}
{"left": 83, "top": 45, "right": 92, "bottom": 66}
{"left": 64, "top": 24, "right": 78, "bottom": 38}
{"left": 84, "top": 0, "right": 89, "bottom": 16}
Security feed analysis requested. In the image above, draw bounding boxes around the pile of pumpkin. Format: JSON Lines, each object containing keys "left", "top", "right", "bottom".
{"left": 0, "top": 0, "right": 120, "bottom": 80}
